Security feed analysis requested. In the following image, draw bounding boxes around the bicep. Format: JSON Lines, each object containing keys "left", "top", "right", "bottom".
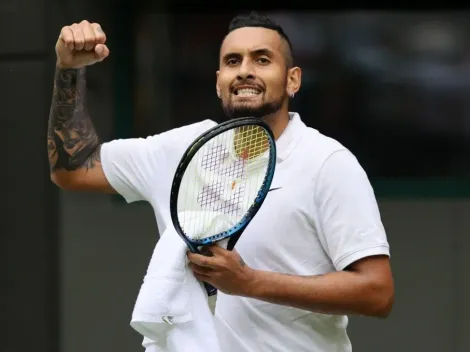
{"left": 345, "top": 255, "right": 392, "bottom": 282}
{"left": 315, "top": 150, "right": 390, "bottom": 271}
{"left": 346, "top": 255, "right": 394, "bottom": 311}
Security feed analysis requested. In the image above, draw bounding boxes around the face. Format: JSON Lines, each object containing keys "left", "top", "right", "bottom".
{"left": 217, "top": 27, "right": 300, "bottom": 119}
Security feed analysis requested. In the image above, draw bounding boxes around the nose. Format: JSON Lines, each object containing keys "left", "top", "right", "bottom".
{"left": 236, "top": 60, "right": 255, "bottom": 81}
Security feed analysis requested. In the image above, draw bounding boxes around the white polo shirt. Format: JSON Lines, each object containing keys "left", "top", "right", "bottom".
{"left": 101, "top": 113, "right": 390, "bottom": 352}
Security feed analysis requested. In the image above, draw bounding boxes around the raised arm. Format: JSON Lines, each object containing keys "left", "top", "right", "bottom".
{"left": 48, "top": 20, "right": 113, "bottom": 192}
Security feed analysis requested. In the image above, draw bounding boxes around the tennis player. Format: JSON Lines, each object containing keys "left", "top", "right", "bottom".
{"left": 48, "top": 12, "right": 394, "bottom": 352}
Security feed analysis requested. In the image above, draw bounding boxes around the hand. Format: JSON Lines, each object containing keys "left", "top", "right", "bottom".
{"left": 55, "top": 20, "right": 110, "bottom": 69}
{"left": 187, "top": 245, "right": 256, "bottom": 296}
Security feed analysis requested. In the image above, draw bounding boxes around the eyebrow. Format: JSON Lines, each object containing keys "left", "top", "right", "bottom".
{"left": 222, "top": 48, "right": 275, "bottom": 62}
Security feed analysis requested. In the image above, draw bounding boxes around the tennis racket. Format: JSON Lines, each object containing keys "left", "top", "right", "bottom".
{"left": 169, "top": 117, "right": 277, "bottom": 296}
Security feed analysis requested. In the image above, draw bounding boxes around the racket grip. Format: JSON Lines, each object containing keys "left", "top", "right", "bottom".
{"left": 204, "top": 282, "right": 218, "bottom": 296}
{"left": 197, "top": 248, "right": 217, "bottom": 296}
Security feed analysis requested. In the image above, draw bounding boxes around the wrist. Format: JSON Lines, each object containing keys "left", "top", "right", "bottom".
{"left": 242, "top": 268, "right": 265, "bottom": 298}
{"left": 56, "top": 59, "right": 85, "bottom": 71}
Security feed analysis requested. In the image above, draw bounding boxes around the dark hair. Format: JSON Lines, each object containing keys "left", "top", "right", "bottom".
{"left": 227, "top": 11, "right": 294, "bottom": 67}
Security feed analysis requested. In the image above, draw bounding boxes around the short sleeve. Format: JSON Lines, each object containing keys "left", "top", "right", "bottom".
{"left": 100, "top": 119, "right": 217, "bottom": 203}
{"left": 100, "top": 136, "right": 162, "bottom": 203}
{"left": 314, "top": 149, "right": 390, "bottom": 271}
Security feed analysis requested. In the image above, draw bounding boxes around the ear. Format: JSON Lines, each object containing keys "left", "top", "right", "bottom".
{"left": 286, "top": 67, "right": 301, "bottom": 97}
{"left": 216, "top": 71, "right": 221, "bottom": 98}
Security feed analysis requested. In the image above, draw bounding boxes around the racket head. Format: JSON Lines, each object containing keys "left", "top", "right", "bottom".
{"left": 170, "top": 117, "right": 276, "bottom": 253}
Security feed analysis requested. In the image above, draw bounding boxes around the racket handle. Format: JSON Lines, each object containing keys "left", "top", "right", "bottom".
{"left": 196, "top": 248, "right": 217, "bottom": 296}
{"left": 202, "top": 237, "right": 238, "bottom": 296}
{"left": 204, "top": 282, "right": 218, "bottom": 296}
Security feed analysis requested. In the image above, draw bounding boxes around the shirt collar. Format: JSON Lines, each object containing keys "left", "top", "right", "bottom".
{"left": 275, "top": 112, "right": 305, "bottom": 162}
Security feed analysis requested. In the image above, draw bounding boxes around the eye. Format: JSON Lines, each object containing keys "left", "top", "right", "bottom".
{"left": 257, "top": 57, "right": 270, "bottom": 65}
{"left": 226, "top": 58, "right": 239, "bottom": 66}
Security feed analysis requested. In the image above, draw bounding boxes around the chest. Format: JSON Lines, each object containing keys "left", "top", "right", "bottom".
{"left": 233, "top": 163, "right": 332, "bottom": 275}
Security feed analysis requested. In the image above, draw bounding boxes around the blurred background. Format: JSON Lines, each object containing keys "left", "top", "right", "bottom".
{"left": 3, "top": 1, "right": 470, "bottom": 352}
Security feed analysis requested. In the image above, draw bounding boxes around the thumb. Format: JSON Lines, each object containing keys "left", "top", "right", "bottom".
{"left": 94, "top": 44, "right": 110, "bottom": 61}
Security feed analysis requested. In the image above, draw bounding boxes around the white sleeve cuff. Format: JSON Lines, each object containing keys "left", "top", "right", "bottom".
{"left": 334, "top": 244, "right": 390, "bottom": 271}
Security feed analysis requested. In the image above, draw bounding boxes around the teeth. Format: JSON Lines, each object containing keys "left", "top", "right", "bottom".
{"left": 237, "top": 88, "right": 260, "bottom": 96}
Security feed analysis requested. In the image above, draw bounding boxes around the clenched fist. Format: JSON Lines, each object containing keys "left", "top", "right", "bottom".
{"left": 56, "top": 20, "right": 110, "bottom": 69}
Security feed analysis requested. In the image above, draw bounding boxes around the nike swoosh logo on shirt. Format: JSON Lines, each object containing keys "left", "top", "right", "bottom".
{"left": 268, "top": 187, "right": 282, "bottom": 192}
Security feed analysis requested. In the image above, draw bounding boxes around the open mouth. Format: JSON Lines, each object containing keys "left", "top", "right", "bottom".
{"left": 233, "top": 87, "right": 262, "bottom": 97}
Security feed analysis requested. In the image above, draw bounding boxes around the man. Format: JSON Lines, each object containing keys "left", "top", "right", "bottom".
{"left": 48, "top": 12, "right": 394, "bottom": 352}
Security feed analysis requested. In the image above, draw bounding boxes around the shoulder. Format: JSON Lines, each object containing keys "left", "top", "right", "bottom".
{"left": 101, "top": 119, "right": 218, "bottom": 166}
{"left": 290, "top": 114, "right": 370, "bottom": 193}
{"left": 304, "top": 130, "right": 371, "bottom": 200}
{"left": 305, "top": 129, "right": 366, "bottom": 185}
{"left": 109, "top": 119, "right": 217, "bottom": 150}
{"left": 147, "top": 119, "right": 218, "bottom": 146}
{"left": 141, "top": 119, "right": 219, "bottom": 167}
{"left": 304, "top": 127, "right": 348, "bottom": 161}
{"left": 292, "top": 114, "right": 351, "bottom": 174}
{"left": 159, "top": 119, "right": 217, "bottom": 140}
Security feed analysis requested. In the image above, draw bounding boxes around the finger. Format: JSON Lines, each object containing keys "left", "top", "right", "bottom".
{"left": 59, "top": 26, "right": 75, "bottom": 50}
{"left": 189, "top": 263, "right": 213, "bottom": 275}
{"left": 194, "top": 272, "right": 212, "bottom": 282}
{"left": 92, "top": 23, "right": 106, "bottom": 44}
{"left": 205, "top": 244, "right": 228, "bottom": 256}
{"left": 187, "top": 252, "right": 217, "bottom": 268}
{"left": 80, "top": 21, "right": 96, "bottom": 51}
{"left": 94, "top": 44, "right": 109, "bottom": 61}
{"left": 200, "top": 246, "right": 215, "bottom": 257}
{"left": 71, "top": 24, "right": 85, "bottom": 51}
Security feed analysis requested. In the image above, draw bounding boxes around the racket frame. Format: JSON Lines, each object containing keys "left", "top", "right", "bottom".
{"left": 169, "top": 117, "right": 276, "bottom": 254}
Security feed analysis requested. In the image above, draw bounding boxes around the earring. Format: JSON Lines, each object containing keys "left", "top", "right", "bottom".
{"left": 289, "top": 91, "right": 295, "bottom": 98}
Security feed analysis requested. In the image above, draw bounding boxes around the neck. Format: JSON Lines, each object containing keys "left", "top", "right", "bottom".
{"left": 262, "top": 110, "right": 290, "bottom": 140}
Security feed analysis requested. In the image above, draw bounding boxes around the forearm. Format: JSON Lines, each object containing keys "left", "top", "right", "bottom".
{"left": 47, "top": 66, "right": 101, "bottom": 173}
{"left": 246, "top": 269, "right": 393, "bottom": 317}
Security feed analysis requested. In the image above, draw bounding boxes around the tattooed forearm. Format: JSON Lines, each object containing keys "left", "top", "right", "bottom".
{"left": 47, "top": 67, "right": 101, "bottom": 172}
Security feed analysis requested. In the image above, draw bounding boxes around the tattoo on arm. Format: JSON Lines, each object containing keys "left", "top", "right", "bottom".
{"left": 47, "top": 67, "right": 101, "bottom": 172}
{"left": 239, "top": 257, "right": 246, "bottom": 267}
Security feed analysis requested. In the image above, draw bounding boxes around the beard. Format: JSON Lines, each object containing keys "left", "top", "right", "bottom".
{"left": 221, "top": 95, "right": 285, "bottom": 119}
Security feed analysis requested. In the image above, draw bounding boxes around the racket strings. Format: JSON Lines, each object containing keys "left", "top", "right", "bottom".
{"left": 178, "top": 125, "right": 273, "bottom": 241}
{"left": 234, "top": 125, "right": 269, "bottom": 160}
